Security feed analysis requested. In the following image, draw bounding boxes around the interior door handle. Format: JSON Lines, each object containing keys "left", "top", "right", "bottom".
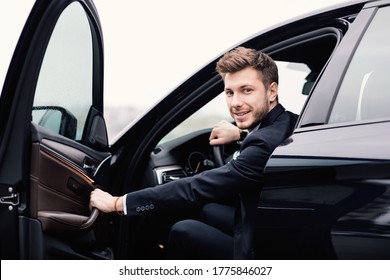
{"left": 81, "top": 207, "right": 99, "bottom": 230}
{"left": 80, "top": 182, "right": 101, "bottom": 230}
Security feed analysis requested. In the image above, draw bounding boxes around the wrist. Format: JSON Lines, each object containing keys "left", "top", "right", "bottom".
{"left": 238, "top": 129, "right": 248, "bottom": 142}
{"left": 236, "top": 128, "right": 242, "bottom": 141}
{"left": 114, "top": 196, "right": 124, "bottom": 215}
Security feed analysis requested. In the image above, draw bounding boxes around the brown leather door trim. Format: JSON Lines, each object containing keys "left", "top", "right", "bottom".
{"left": 40, "top": 143, "right": 94, "bottom": 185}
{"left": 30, "top": 142, "right": 100, "bottom": 233}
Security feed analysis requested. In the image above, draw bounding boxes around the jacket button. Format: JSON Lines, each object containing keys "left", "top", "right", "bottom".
{"left": 136, "top": 207, "right": 141, "bottom": 212}
{"left": 141, "top": 206, "right": 145, "bottom": 211}
{"left": 150, "top": 203, "right": 155, "bottom": 210}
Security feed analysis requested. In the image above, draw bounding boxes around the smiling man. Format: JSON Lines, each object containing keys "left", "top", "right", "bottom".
{"left": 90, "top": 47, "right": 298, "bottom": 259}
{"left": 209, "top": 48, "right": 279, "bottom": 146}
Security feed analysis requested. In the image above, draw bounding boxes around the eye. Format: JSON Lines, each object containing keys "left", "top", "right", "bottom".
{"left": 225, "top": 90, "right": 233, "bottom": 97}
{"left": 243, "top": 88, "right": 253, "bottom": 94}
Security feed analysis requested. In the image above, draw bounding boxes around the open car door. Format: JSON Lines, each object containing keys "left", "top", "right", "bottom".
{"left": 0, "top": 0, "right": 112, "bottom": 259}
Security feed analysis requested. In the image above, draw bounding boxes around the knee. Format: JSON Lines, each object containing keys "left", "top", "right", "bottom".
{"left": 167, "top": 219, "right": 200, "bottom": 259}
{"left": 169, "top": 219, "right": 198, "bottom": 241}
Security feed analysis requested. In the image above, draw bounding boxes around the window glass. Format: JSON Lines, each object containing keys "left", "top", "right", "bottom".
{"left": 161, "top": 92, "right": 232, "bottom": 143}
{"left": 32, "top": 2, "right": 93, "bottom": 140}
{"left": 277, "top": 61, "right": 310, "bottom": 115}
{"left": 160, "top": 61, "right": 309, "bottom": 143}
{"left": 329, "top": 7, "right": 390, "bottom": 124}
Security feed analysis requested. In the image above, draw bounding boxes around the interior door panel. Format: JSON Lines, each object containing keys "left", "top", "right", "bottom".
{"left": 30, "top": 123, "right": 110, "bottom": 235}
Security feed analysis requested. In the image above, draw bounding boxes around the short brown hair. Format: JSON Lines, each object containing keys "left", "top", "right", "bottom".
{"left": 216, "top": 47, "right": 278, "bottom": 88}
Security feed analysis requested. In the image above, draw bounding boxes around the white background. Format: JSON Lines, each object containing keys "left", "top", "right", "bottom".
{"left": 2, "top": 260, "right": 389, "bottom": 279}
{"left": 1, "top": 0, "right": 348, "bottom": 139}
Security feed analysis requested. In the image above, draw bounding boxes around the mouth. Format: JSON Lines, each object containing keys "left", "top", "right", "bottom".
{"left": 234, "top": 111, "right": 249, "bottom": 117}
{"left": 233, "top": 110, "right": 250, "bottom": 123}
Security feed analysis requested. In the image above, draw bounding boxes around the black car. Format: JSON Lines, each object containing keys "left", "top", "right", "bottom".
{"left": 1, "top": 0, "right": 389, "bottom": 260}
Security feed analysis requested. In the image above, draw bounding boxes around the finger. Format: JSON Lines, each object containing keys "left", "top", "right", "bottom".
{"left": 210, "top": 138, "right": 223, "bottom": 145}
{"left": 209, "top": 130, "right": 218, "bottom": 141}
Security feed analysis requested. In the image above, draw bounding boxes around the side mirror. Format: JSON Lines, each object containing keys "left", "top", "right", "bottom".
{"left": 32, "top": 106, "right": 77, "bottom": 139}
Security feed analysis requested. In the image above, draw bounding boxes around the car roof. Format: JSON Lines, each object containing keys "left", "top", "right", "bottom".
{"left": 276, "top": 0, "right": 372, "bottom": 26}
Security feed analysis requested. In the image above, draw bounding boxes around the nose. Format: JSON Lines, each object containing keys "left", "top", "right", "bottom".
{"left": 230, "top": 93, "right": 243, "bottom": 107}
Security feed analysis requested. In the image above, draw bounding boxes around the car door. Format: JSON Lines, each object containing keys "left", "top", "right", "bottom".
{"left": 262, "top": 1, "right": 390, "bottom": 259}
{"left": 0, "top": 0, "right": 111, "bottom": 259}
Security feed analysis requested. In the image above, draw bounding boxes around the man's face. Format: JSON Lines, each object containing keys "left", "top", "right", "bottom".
{"left": 224, "top": 67, "right": 278, "bottom": 131}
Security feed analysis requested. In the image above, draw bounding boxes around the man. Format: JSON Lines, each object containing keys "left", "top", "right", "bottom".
{"left": 90, "top": 47, "right": 298, "bottom": 259}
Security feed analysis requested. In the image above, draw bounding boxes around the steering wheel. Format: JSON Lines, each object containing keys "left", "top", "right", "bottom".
{"left": 213, "top": 145, "right": 225, "bottom": 167}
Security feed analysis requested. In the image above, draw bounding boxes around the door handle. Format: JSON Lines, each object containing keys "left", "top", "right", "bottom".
{"left": 81, "top": 207, "right": 99, "bottom": 230}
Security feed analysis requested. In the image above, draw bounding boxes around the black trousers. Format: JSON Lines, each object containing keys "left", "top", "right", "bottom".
{"left": 167, "top": 203, "right": 235, "bottom": 259}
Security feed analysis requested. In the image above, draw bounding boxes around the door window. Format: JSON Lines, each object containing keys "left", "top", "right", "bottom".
{"left": 32, "top": 2, "right": 93, "bottom": 140}
{"left": 329, "top": 6, "right": 390, "bottom": 124}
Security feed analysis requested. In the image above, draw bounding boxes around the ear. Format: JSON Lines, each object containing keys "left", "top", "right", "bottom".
{"left": 268, "top": 82, "right": 278, "bottom": 102}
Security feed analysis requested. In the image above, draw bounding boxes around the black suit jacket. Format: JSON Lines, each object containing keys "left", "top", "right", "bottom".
{"left": 125, "top": 103, "right": 298, "bottom": 259}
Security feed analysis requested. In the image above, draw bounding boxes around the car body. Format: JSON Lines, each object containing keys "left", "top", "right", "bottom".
{"left": 1, "top": 0, "right": 390, "bottom": 259}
